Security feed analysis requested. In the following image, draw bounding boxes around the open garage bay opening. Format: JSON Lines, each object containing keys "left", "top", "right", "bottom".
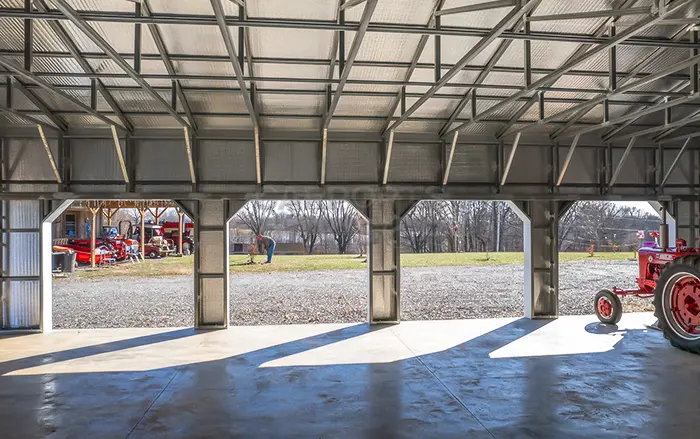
{"left": 228, "top": 200, "right": 367, "bottom": 326}
{"left": 50, "top": 200, "right": 195, "bottom": 329}
{"left": 399, "top": 200, "right": 525, "bottom": 320}
{"left": 558, "top": 201, "right": 662, "bottom": 319}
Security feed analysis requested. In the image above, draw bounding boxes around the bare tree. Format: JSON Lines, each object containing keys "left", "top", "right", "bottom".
{"left": 235, "top": 200, "right": 276, "bottom": 236}
{"left": 401, "top": 202, "right": 431, "bottom": 253}
{"left": 321, "top": 201, "right": 359, "bottom": 254}
{"left": 288, "top": 200, "right": 323, "bottom": 254}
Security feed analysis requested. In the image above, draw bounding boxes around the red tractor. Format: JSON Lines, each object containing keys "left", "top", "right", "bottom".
{"left": 595, "top": 231, "right": 700, "bottom": 354}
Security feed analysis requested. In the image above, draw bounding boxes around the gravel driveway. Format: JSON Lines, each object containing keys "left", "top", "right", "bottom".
{"left": 52, "top": 259, "right": 649, "bottom": 329}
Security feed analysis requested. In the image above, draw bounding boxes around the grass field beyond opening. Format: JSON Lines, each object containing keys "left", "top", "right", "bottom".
{"left": 71, "top": 252, "right": 637, "bottom": 278}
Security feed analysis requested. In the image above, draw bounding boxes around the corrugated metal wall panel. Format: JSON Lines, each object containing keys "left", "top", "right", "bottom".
{"left": 387, "top": 143, "right": 440, "bottom": 183}
{"left": 198, "top": 140, "right": 257, "bottom": 182}
{"left": 70, "top": 139, "right": 122, "bottom": 181}
{"left": 557, "top": 146, "right": 599, "bottom": 185}
{"left": 447, "top": 144, "right": 495, "bottom": 183}
{"left": 612, "top": 148, "right": 653, "bottom": 185}
{"left": 9, "top": 199, "right": 40, "bottom": 229}
{"left": 2, "top": 200, "right": 42, "bottom": 329}
{"left": 7, "top": 280, "right": 40, "bottom": 329}
{"left": 326, "top": 142, "right": 380, "bottom": 183}
{"left": 6, "top": 139, "right": 57, "bottom": 181}
{"left": 263, "top": 142, "right": 319, "bottom": 182}
{"left": 7, "top": 232, "right": 40, "bottom": 277}
{"left": 505, "top": 145, "right": 549, "bottom": 184}
{"left": 135, "top": 140, "right": 190, "bottom": 182}
{"left": 663, "top": 145, "right": 695, "bottom": 187}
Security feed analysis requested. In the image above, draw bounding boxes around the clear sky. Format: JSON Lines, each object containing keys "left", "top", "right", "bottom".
{"left": 612, "top": 201, "right": 659, "bottom": 216}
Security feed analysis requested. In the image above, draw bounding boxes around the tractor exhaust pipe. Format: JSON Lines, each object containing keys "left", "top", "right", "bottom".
{"left": 660, "top": 207, "right": 669, "bottom": 250}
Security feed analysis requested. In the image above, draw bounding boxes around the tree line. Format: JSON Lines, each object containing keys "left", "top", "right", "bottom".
{"left": 230, "top": 200, "right": 661, "bottom": 255}
{"left": 231, "top": 200, "right": 366, "bottom": 255}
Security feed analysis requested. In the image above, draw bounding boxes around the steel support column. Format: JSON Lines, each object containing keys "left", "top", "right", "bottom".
{"left": 510, "top": 200, "right": 571, "bottom": 319}
{"left": 364, "top": 199, "right": 417, "bottom": 324}
{"left": 669, "top": 200, "right": 699, "bottom": 246}
{"left": 187, "top": 199, "right": 243, "bottom": 328}
{"left": 40, "top": 199, "right": 71, "bottom": 331}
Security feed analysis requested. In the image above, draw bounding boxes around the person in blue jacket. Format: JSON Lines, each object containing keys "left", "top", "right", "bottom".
{"left": 257, "top": 234, "right": 276, "bottom": 264}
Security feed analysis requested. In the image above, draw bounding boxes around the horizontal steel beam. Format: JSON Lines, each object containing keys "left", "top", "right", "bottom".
{"left": 528, "top": 7, "right": 651, "bottom": 22}
{"left": 0, "top": 71, "right": 690, "bottom": 99}
{"left": 0, "top": 8, "right": 697, "bottom": 49}
{"left": 0, "top": 187, "right": 679, "bottom": 202}
{"left": 0, "top": 50, "right": 690, "bottom": 82}
{"left": 12, "top": 108, "right": 700, "bottom": 130}
{"left": 13, "top": 82, "right": 693, "bottom": 106}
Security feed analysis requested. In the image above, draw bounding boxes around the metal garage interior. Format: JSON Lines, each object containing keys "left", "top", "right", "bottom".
{"left": 1, "top": 0, "right": 699, "bottom": 437}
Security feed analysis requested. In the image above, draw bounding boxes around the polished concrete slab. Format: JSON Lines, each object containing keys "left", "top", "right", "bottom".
{"left": 1, "top": 313, "right": 697, "bottom": 438}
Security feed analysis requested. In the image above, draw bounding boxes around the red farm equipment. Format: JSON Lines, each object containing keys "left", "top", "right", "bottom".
{"left": 595, "top": 225, "right": 700, "bottom": 354}
{"left": 161, "top": 221, "right": 195, "bottom": 255}
{"left": 120, "top": 221, "right": 174, "bottom": 259}
{"left": 54, "top": 225, "right": 140, "bottom": 265}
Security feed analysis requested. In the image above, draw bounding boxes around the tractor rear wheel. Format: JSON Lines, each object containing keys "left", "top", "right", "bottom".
{"left": 594, "top": 289, "right": 622, "bottom": 325}
{"left": 653, "top": 255, "right": 700, "bottom": 354}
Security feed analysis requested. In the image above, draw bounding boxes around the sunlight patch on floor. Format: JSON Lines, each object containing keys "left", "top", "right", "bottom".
{"left": 489, "top": 313, "right": 656, "bottom": 358}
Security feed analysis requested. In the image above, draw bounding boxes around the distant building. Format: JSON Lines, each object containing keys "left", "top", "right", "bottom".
{"left": 53, "top": 206, "right": 105, "bottom": 241}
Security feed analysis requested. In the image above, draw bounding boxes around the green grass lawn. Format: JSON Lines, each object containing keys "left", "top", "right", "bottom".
{"left": 71, "top": 251, "right": 636, "bottom": 279}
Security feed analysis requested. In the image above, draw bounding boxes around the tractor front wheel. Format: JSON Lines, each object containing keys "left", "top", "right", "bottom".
{"left": 594, "top": 289, "right": 622, "bottom": 325}
{"left": 654, "top": 256, "right": 700, "bottom": 354}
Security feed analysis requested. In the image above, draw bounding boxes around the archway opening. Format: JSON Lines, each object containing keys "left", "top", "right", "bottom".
{"left": 399, "top": 200, "right": 524, "bottom": 320}
{"left": 558, "top": 201, "right": 661, "bottom": 317}
{"left": 50, "top": 200, "right": 195, "bottom": 329}
{"left": 228, "top": 200, "right": 368, "bottom": 325}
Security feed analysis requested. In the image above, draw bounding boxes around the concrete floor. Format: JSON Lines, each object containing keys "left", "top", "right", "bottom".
{"left": 0, "top": 313, "right": 697, "bottom": 439}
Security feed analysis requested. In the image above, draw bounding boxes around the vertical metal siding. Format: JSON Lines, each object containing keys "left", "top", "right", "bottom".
{"left": 9, "top": 199, "right": 40, "bottom": 229}
{"left": 8, "top": 280, "right": 40, "bottom": 329}
{"left": 1, "top": 200, "right": 42, "bottom": 329}
{"left": 7, "top": 232, "right": 40, "bottom": 277}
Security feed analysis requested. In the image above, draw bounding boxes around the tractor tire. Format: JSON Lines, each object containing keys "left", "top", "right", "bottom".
{"left": 147, "top": 250, "right": 159, "bottom": 259}
{"left": 594, "top": 289, "right": 622, "bottom": 325}
{"left": 653, "top": 255, "right": 700, "bottom": 355}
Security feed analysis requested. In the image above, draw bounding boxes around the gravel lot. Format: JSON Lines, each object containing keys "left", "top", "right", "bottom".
{"left": 52, "top": 259, "right": 650, "bottom": 329}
